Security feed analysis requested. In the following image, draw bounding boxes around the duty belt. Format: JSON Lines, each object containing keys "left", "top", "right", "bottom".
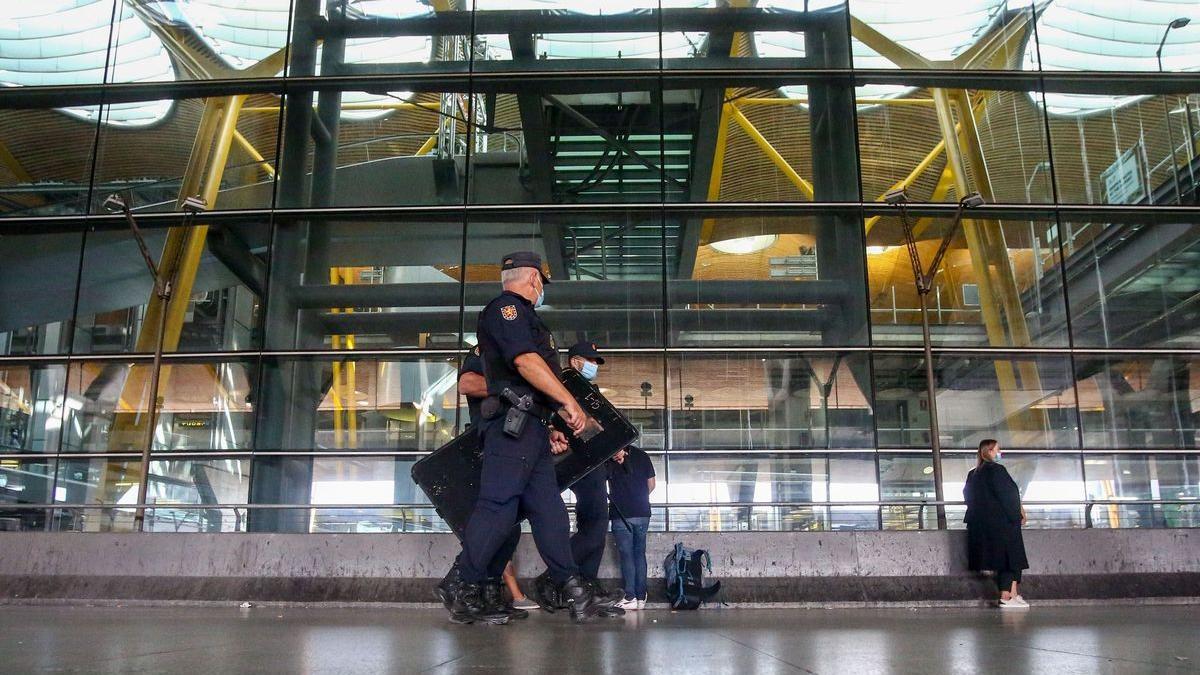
{"left": 481, "top": 389, "right": 556, "bottom": 425}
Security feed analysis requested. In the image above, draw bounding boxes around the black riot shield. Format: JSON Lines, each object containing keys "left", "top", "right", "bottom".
{"left": 411, "top": 369, "right": 639, "bottom": 537}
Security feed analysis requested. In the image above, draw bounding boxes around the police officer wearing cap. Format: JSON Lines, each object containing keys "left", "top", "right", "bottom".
{"left": 450, "top": 251, "right": 614, "bottom": 624}
{"left": 435, "top": 346, "right": 528, "bottom": 624}
{"left": 549, "top": 341, "right": 623, "bottom": 601}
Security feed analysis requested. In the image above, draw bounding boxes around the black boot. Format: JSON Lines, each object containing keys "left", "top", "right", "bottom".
{"left": 434, "top": 563, "right": 462, "bottom": 612}
{"left": 586, "top": 577, "right": 624, "bottom": 604}
{"left": 561, "top": 575, "right": 623, "bottom": 623}
{"left": 532, "top": 570, "right": 565, "bottom": 613}
{"left": 483, "top": 577, "right": 528, "bottom": 620}
{"left": 448, "top": 582, "right": 509, "bottom": 626}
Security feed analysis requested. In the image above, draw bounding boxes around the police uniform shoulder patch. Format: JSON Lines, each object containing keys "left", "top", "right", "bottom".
{"left": 500, "top": 305, "right": 518, "bottom": 321}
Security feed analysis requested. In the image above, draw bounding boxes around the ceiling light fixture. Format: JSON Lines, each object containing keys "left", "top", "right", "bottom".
{"left": 710, "top": 235, "right": 778, "bottom": 255}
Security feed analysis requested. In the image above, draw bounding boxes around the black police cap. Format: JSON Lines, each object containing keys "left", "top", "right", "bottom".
{"left": 567, "top": 340, "right": 605, "bottom": 364}
{"left": 501, "top": 251, "right": 551, "bottom": 283}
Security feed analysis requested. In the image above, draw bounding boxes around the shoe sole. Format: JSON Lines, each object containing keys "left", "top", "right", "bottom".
{"left": 433, "top": 588, "right": 452, "bottom": 611}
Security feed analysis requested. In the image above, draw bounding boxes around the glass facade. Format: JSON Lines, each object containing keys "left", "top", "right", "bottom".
{"left": 0, "top": 1, "right": 1198, "bottom": 533}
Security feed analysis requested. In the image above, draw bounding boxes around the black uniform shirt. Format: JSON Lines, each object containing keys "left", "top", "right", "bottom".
{"left": 459, "top": 346, "right": 485, "bottom": 426}
{"left": 477, "top": 290, "right": 560, "bottom": 406}
{"left": 608, "top": 446, "right": 655, "bottom": 519}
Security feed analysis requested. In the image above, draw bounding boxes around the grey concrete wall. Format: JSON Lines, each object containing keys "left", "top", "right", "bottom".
{"left": 1, "top": 530, "right": 1196, "bottom": 603}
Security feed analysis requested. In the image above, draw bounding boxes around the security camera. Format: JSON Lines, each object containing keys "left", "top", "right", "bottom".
{"left": 102, "top": 193, "right": 127, "bottom": 213}
{"left": 960, "top": 192, "right": 985, "bottom": 208}
{"left": 181, "top": 196, "right": 208, "bottom": 214}
{"left": 884, "top": 187, "right": 909, "bottom": 205}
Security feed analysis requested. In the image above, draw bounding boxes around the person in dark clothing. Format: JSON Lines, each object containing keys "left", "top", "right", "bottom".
{"left": 608, "top": 445, "right": 656, "bottom": 610}
{"left": 964, "top": 439, "right": 1030, "bottom": 609}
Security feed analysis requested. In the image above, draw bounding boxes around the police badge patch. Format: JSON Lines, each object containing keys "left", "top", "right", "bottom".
{"left": 501, "top": 305, "right": 518, "bottom": 321}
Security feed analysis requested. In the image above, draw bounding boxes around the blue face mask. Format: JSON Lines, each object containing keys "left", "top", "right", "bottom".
{"left": 534, "top": 278, "right": 545, "bottom": 308}
{"left": 579, "top": 360, "right": 598, "bottom": 381}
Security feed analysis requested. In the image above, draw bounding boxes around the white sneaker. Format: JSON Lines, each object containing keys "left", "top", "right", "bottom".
{"left": 637, "top": 599, "right": 646, "bottom": 610}
{"left": 999, "top": 596, "right": 1029, "bottom": 610}
{"left": 615, "top": 598, "right": 638, "bottom": 610}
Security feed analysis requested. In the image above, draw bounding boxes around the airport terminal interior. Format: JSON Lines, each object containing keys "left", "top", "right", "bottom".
{"left": 2, "top": 2, "right": 1200, "bottom": 671}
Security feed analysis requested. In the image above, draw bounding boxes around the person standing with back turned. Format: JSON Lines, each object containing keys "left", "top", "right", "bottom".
{"left": 449, "top": 251, "right": 613, "bottom": 625}
{"left": 964, "top": 439, "right": 1030, "bottom": 609}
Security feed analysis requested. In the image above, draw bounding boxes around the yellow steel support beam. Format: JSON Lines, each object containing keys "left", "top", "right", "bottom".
{"left": 0, "top": 138, "right": 33, "bottom": 183}
{"left": 738, "top": 97, "right": 937, "bottom": 107}
{"left": 849, "top": 16, "right": 931, "bottom": 69}
{"left": 233, "top": 130, "right": 275, "bottom": 178}
{"left": 953, "top": 8, "right": 1035, "bottom": 71}
{"left": 727, "top": 104, "right": 814, "bottom": 200}
{"left": 415, "top": 135, "right": 438, "bottom": 157}
{"left": 863, "top": 135, "right": 949, "bottom": 235}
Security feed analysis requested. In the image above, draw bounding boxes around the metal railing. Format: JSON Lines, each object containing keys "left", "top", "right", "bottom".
{"left": 0, "top": 499, "right": 1195, "bottom": 533}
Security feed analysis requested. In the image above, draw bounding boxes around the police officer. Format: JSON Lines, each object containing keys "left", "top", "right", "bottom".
{"left": 436, "top": 346, "right": 527, "bottom": 624}
{"left": 450, "top": 252, "right": 613, "bottom": 624}
{"left": 548, "top": 342, "right": 623, "bottom": 601}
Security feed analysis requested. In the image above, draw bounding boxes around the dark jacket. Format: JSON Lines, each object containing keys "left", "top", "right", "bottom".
{"left": 963, "top": 461, "right": 1029, "bottom": 572}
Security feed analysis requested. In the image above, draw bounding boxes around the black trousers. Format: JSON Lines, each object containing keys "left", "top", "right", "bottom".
{"left": 459, "top": 420, "right": 578, "bottom": 584}
{"left": 996, "top": 568, "right": 1023, "bottom": 592}
{"left": 569, "top": 468, "right": 609, "bottom": 580}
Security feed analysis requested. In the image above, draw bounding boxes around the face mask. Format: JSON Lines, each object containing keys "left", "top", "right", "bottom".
{"left": 994, "top": 451, "right": 1002, "bottom": 461}
{"left": 534, "top": 278, "right": 545, "bottom": 308}
{"left": 580, "top": 361, "right": 598, "bottom": 380}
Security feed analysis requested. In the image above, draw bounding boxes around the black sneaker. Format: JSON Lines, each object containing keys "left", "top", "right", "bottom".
{"left": 532, "top": 570, "right": 566, "bottom": 613}
{"left": 586, "top": 578, "right": 624, "bottom": 604}
{"left": 449, "top": 582, "right": 509, "bottom": 626}
{"left": 483, "top": 577, "right": 528, "bottom": 620}
{"left": 434, "top": 563, "right": 462, "bottom": 611}
{"left": 561, "top": 575, "right": 623, "bottom": 623}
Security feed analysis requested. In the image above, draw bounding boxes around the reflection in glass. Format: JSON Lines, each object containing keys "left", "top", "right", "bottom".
{"left": 0, "top": 232, "right": 84, "bottom": 354}
{"left": 54, "top": 458, "right": 142, "bottom": 532}
{"left": 90, "top": 96, "right": 281, "bottom": 214}
{"left": 0, "top": 108, "right": 99, "bottom": 217}
{"left": 268, "top": 215, "right": 466, "bottom": 351}
{"left": 74, "top": 220, "right": 269, "bottom": 354}
{"left": 141, "top": 457, "right": 250, "bottom": 533}
{"left": 1084, "top": 454, "right": 1200, "bottom": 528}
{"left": 873, "top": 353, "right": 1079, "bottom": 450}
{"left": 0, "top": 364, "right": 67, "bottom": 454}
{"left": 1061, "top": 221, "right": 1200, "bottom": 349}
{"left": 257, "top": 357, "right": 460, "bottom": 452}
{"left": 878, "top": 453, "right": 938, "bottom": 530}
{"left": 62, "top": 362, "right": 153, "bottom": 454}
{"left": 1074, "top": 355, "right": 1199, "bottom": 449}
{"left": 866, "top": 216, "right": 1067, "bottom": 347}
{"left": 944, "top": 453, "right": 1085, "bottom": 528}
{"left": 0, "top": 458, "right": 55, "bottom": 531}
{"left": 464, "top": 212, "right": 665, "bottom": 348}
{"left": 670, "top": 213, "right": 867, "bottom": 346}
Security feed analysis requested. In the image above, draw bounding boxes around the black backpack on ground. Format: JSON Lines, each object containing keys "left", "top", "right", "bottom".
{"left": 663, "top": 542, "right": 722, "bottom": 610}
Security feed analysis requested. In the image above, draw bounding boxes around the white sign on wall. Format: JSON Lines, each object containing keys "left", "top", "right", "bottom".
{"left": 1101, "top": 143, "right": 1147, "bottom": 204}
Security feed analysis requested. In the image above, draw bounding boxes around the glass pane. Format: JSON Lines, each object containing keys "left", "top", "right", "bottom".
{"left": 142, "top": 457, "right": 251, "bottom": 532}
{"left": 858, "top": 87, "right": 1052, "bottom": 205}
{"left": 669, "top": 352, "right": 873, "bottom": 450}
{"left": 0, "top": 107, "right": 98, "bottom": 217}
{"left": 848, "top": 0, "right": 1036, "bottom": 74}
{"left": 467, "top": 87, "right": 665, "bottom": 205}
{"left": 1085, "top": 454, "right": 1200, "bottom": 529}
{"left": 668, "top": 210, "right": 867, "bottom": 346}
{"left": 246, "top": 456, "right": 436, "bottom": 533}
{"left": 872, "top": 352, "right": 1079, "bottom": 450}
{"left": 89, "top": 95, "right": 281, "bottom": 214}
{"left": 1060, "top": 220, "right": 1200, "bottom": 349}
{"left": 1046, "top": 92, "right": 1196, "bottom": 204}
{"left": 866, "top": 214, "right": 1068, "bottom": 347}
{"left": 878, "top": 453, "right": 940, "bottom": 530}
{"left": 570, "top": 353, "right": 666, "bottom": 450}
{"left": 266, "top": 213, "right": 466, "bottom": 351}
{"left": 107, "top": 1, "right": 293, "bottom": 83}
{"left": 54, "top": 457, "right": 143, "bottom": 531}
{"left": 463, "top": 211, "right": 664, "bottom": 348}
{"left": 0, "top": 230, "right": 83, "bottom": 356}
{"left": 256, "top": 356, "right": 461, "bottom": 452}
{"left": 1, "top": 2, "right": 119, "bottom": 88}
{"left": 1074, "top": 355, "right": 1199, "bottom": 449}
{"left": 276, "top": 86, "right": 474, "bottom": 209}
{"left": 677, "top": 2, "right": 850, "bottom": 72}
{"left": 73, "top": 216, "right": 270, "bottom": 354}
{"left": 1035, "top": 2, "right": 1196, "bottom": 73}
{"left": 472, "top": 1, "right": 665, "bottom": 74}
{"left": 0, "top": 458, "right": 55, "bottom": 531}
{"left": 944, "top": 452, "right": 1085, "bottom": 528}
{"left": 62, "top": 362, "right": 153, "bottom": 454}
{"left": 0, "top": 363, "right": 68, "bottom": 454}
{"left": 155, "top": 361, "right": 258, "bottom": 452}
{"left": 287, "top": 1, "right": 456, "bottom": 79}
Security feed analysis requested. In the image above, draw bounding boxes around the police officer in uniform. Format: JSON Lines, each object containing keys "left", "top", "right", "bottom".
{"left": 450, "top": 252, "right": 614, "bottom": 624}
{"left": 435, "top": 346, "right": 527, "bottom": 623}
{"left": 532, "top": 341, "right": 623, "bottom": 606}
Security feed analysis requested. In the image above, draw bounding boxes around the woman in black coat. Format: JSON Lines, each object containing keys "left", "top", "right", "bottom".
{"left": 964, "top": 439, "right": 1029, "bottom": 608}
